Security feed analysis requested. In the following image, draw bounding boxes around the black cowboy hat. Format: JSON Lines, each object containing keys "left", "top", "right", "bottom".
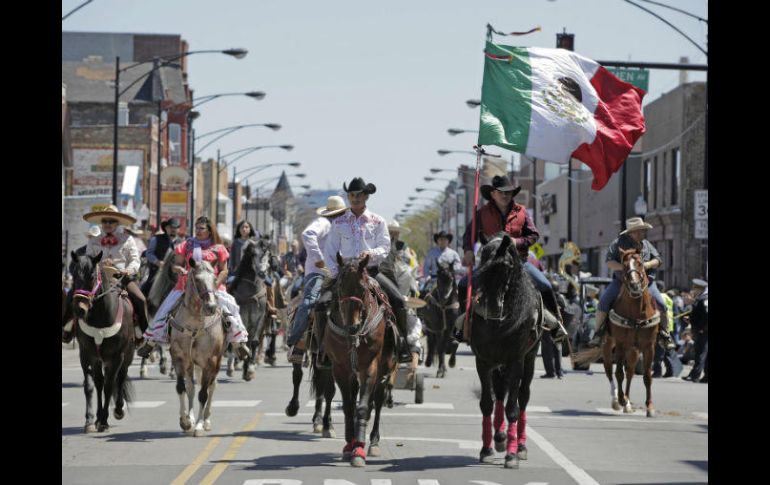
{"left": 480, "top": 175, "right": 522, "bottom": 201}
{"left": 433, "top": 230, "right": 454, "bottom": 244}
{"left": 343, "top": 177, "right": 377, "bottom": 195}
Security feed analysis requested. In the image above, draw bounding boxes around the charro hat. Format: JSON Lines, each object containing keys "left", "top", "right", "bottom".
{"left": 316, "top": 195, "right": 348, "bottom": 216}
{"left": 480, "top": 175, "right": 521, "bottom": 201}
{"left": 343, "top": 177, "right": 376, "bottom": 195}
{"left": 83, "top": 204, "right": 137, "bottom": 226}
{"left": 620, "top": 217, "right": 653, "bottom": 235}
{"left": 433, "top": 230, "right": 453, "bottom": 244}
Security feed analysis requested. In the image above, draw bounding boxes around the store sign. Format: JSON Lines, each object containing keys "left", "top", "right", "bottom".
{"left": 72, "top": 148, "right": 144, "bottom": 201}
{"left": 694, "top": 190, "right": 707, "bottom": 239}
{"left": 607, "top": 67, "right": 650, "bottom": 92}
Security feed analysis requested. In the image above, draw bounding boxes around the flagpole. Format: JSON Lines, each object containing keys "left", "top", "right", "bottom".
{"left": 463, "top": 145, "right": 484, "bottom": 344}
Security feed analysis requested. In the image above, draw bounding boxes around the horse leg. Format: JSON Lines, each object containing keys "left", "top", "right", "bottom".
{"left": 158, "top": 346, "right": 168, "bottom": 375}
{"left": 285, "top": 363, "right": 302, "bottom": 417}
{"left": 313, "top": 396, "right": 324, "bottom": 433}
{"left": 340, "top": 381, "right": 355, "bottom": 461}
{"left": 113, "top": 356, "right": 129, "bottom": 420}
{"left": 614, "top": 343, "right": 627, "bottom": 409}
{"left": 91, "top": 362, "right": 107, "bottom": 431}
{"left": 436, "top": 329, "right": 447, "bottom": 378}
{"left": 201, "top": 363, "right": 218, "bottom": 433}
{"left": 175, "top": 359, "right": 192, "bottom": 432}
{"left": 351, "top": 367, "right": 376, "bottom": 467}
{"left": 492, "top": 368, "right": 507, "bottom": 452}
{"left": 603, "top": 339, "right": 620, "bottom": 410}
{"left": 624, "top": 347, "right": 639, "bottom": 413}
{"left": 98, "top": 363, "right": 117, "bottom": 432}
{"left": 368, "top": 382, "right": 385, "bottom": 457}
{"left": 322, "top": 369, "right": 336, "bottom": 438}
{"left": 504, "top": 363, "right": 523, "bottom": 469}
{"left": 226, "top": 353, "right": 235, "bottom": 377}
{"left": 516, "top": 349, "right": 537, "bottom": 461}
{"left": 476, "top": 358, "right": 495, "bottom": 464}
{"left": 425, "top": 333, "right": 434, "bottom": 368}
{"left": 80, "top": 354, "right": 96, "bottom": 433}
{"left": 643, "top": 340, "right": 655, "bottom": 418}
{"left": 140, "top": 356, "right": 148, "bottom": 379}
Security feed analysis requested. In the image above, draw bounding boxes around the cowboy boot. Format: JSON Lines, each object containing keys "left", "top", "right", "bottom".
{"left": 395, "top": 308, "right": 412, "bottom": 364}
{"left": 314, "top": 304, "right": 332, "bottom": 369}
{"left": 136, "top": 339, "right": 156, "bottom": 358}
{"left": 656, "top": 312, "right": 675, "bottom": 350}
{"left": 541, "top": 290, "right": 568, "bottom": 342}
{"left": 587, "top": 311, "right": 608, "bottom": 348}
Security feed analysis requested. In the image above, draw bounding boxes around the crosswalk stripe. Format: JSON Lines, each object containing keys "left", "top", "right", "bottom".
{"left": 130, "top": 401, "right": 166, "bottom": 408}
{"left": 305, "top": 400, "right": 343, "bottom": 409}
{"left": 405, "top": 402, "right": 454, "bottom": 409}
{"left": 692, "top": 412, "right": 708, "bottom": 420}
{"left": 212, "top": 400, "right": 262, "bottom": 408}
{"left": 596, "top": 407, "right": 646, "bottom": 417}
{"left": 62, "top": 403, "right": 69, "bottom": 407}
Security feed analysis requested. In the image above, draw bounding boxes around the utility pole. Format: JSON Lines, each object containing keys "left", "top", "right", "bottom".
{"left": 557, "top": 29, "right": 575, "bottom": 242}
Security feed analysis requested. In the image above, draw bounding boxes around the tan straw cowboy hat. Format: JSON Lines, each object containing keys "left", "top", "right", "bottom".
{"left": 83, "top": 204, "right": 137, "bottom": 226}
{"left": 388, "top": 219, "right": 411, "bottom": 235}
{"left": 316, "top": 195, "right": 348, "bottom": 216}
{"left": 620, "top": 217, "right": 653, "bottom": 235}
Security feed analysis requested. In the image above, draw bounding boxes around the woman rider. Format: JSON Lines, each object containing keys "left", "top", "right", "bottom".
{"left": 136, "top": 216, "right": 251, "bottom": 360}
{"left": 228, "top": 220, "right": 258, "bottom": 286}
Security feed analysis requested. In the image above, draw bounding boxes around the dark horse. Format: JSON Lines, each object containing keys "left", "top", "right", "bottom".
{"left": 469, "top": 234, "right": 545, "bottom": 469}
{"left": 284, "top": 302, "right": 337, "bottom": 438}
{"left": 227, "top": 239, "right": 269, "bottom": 380}
{"left": 324, "top": 254, "right": 397, "bottom": 467}
{"left": 419, "top": 260, "right": 460, "bottom": 378}
{"left": 69, "top": 251, "right": 136, "bottom": 433}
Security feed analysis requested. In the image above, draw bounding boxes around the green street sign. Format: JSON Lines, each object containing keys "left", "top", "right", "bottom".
{"left": 607, "top": 67, "right": 650, "bottom": 92}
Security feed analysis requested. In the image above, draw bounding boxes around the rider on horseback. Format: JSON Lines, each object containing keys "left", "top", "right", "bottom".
{"left": 420, "top": 230, "right": 463, "bottom": 295}
{"left": 322, "top": 177, "right": 413, "bottom": 364}
{"left": 286, "top": 195, "right": 348, "bottom": 364}
{"left": 62, "top": 205, "right": 149, "bottom": 343}
{"left": 587, "top": 217, "right": 674, "bottom": 348}
{"left": 140, "top": 218, "right": 181, "bottom": 296}
{"left": 136, "top": 216, "right": 251, "bottom": 360}
{"left": 453, "top": 176, "right": 568, "bottom": 343}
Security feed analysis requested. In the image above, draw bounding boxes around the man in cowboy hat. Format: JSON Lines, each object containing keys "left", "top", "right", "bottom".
{"left": 682, "top": 278, "right": 708, "bottom": 382}
{"left": 74, "top": 225, "right": 102, "bottom": 257}
{"left": 588, "top": 217, "right": 673, "bottom": 348}
{"left": 454, "top": 175, "right": 568, "bottom": 342}
{"left": 62, "top": 205, "right": 149, "bottom": 343}
{"left": 323, "top": 177, "right": 412, "bottom": 363}
{"left": 141, "top": 218, "right": 181, "bottom": 296}
{"left": 421, "top": 230, "right": 463, "bottom": 294}
{"left": 286, "top": 195, "right": 348, "bottom": 363}
{"left": 380, "top": 219, "right": 414, "bottom": 293}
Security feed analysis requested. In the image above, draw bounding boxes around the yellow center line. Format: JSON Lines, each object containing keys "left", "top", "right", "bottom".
{"left": 199, "top": 412, "right": 263, "bottom": 485}
{"left": 170, "top": 436, "right": 223, "bottom": 485}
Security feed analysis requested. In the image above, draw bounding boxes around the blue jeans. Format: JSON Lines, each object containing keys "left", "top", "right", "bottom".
{"left": 286, "top": 272, "right": 325, "bottom": 347}
{"left": 458, "top": 261, "right": 552, "bottom": 301}
{"left": 598, "top": 278, "right": 666, "bottom": 314}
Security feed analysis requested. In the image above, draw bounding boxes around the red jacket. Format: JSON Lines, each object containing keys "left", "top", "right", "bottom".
{"left": 462, "top": 201, "right": 540, "bottom": 259}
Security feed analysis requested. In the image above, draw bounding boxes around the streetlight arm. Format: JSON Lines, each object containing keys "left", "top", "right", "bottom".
{"left": 633, "top": 0, "right": 707, "bottom": 24}
{"left": 119, "top": 49, "right": 238, "bottom": 74}
{"left": 117, "top": 61, "right": 181, "bottom": 98}
{"left": 62, "top": 0, "right": 93, "bottom": 21}
{"left": 622, "top": 0, "right": 707, "bottom": 56}
{"left": 195, "top": 128, "right": 240, "bottom": 155}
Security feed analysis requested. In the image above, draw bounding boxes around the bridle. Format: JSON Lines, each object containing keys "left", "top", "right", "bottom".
{"left": 72, "top": 265, "right": 122, "bottom": 310}
{"left": 622, "top": 253, "right": 648, "bottom": 299}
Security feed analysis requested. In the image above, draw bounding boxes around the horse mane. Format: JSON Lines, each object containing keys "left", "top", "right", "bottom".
{"left": 476, "top": 232, "right": 538, "bottom": 330}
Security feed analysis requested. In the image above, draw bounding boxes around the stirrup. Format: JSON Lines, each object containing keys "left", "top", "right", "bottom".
{"left": 236, "top": 343, "right": 251, "bottom": 360}
{"left": 288, "top": 346, "right": 305, "bottom": 364}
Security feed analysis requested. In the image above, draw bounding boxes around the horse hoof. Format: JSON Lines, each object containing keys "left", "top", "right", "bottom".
{"left": 194, "top": 428, "right": 205, "bottom": 437}
{"left": 204, "top": 419, "right": 212, "bottom": 431}
{"left": 97, "top": 423, "right": 109, "bottom": 433}
{"left": 114, "top": 408, "right": 125, "bottom": 420}
{"left": 517, "top": 445, "right": 528, "bottom": 460}
{"left": 494, "top": 432, "right": 506, "bottom": 453}
{"left": 285, "top": 401, "right": 299, "bottom": 417}
{"left": 448, "top": 355, "right": 456, "bottom": 368}
{"left": 234, "top": 361, "right": 242, "bottom": 370}
{"left": 84, "top": 423, "right": 97, "bottom": 433}
{"left": 313, "top": 422, "right": 323, "bottom": 434}
{"left": 646, "top": 409, "right": 656, "bottom": 418}
{"left": 244, "top": 369, "right": 256, "bottom": 381}
{"left": 623, "top": 404, "right": 634, "bottom": 414}
{"left": 322, "top": 428, "right": 336, "bottom": 439}
{"left": 140, "top": 367, "right": 147, "bottom": 379}
{"left": 226, "top": 368, "right": 234, "bottom": 377}
{"left": 160, "top": 363, "right": 168, "bottom": 375}
{"left": 504, "top": 454, "right": 519, "bottom": 469}
{"left": 611, "top": 399, "right": 621, "bottom": 411}
{"left": 342, "top": 451, "right": 352, "bottom": 461}
{"left": 368, "top": 444, "right": 381, "bottom": 457}
{"left": 480, "top": 447, "right": 495, "bottom": 464}
{"left": 350, "top": 456, "right": 366, "bottom": 467}
{"left": 180, "top": 416, "right": 192, "bottom": 431}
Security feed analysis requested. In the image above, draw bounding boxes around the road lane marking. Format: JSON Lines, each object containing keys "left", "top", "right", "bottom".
{"left": 527, "top": 425, "right": 600, "bottom": 485}
{"left": 692, "top": 412, "right": 708, "bottom": 420}
{"left": 417, "top": 480, "right": 441, "bottom": 485}
{"left": 596, "top": 407, "right": 646, "bottom": 417}
{"left": 62, "top": 403, "right": 69, "bottom": 407}
{"left": 170, "top": 436, "right": 224, "bottom": 485}
{"left": 130, "top": 401, "right": 166, "bottom": 408}
{"left": 305, "top": 400, "right": 343, "bottom": 409}
{"left": 200, "top": 412, "right": 263, "bottom": 485}
{"left": 212, "top": 400, "right": 262, "bottom": 408}
{"left": 404, "top": 402, "right": 454, "bottom": 409}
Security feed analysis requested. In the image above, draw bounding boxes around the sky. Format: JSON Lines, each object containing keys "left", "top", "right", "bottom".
{"left": 62, "top": 0, "right": 708, "bottom": 222}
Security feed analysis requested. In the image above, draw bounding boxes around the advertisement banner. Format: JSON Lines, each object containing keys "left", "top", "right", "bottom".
{"left": 72, "top": 148, "right": 144, "bottom": 203}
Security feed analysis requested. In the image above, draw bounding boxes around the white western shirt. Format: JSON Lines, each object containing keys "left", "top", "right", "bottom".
{"left": 301, "top": 216, "right": 332, "bottom": 276}
{"left": 324, "top": 208, "right": 390, "bottom": 277}
{"left": 85, "top": 229, "right": 141, "bottom": 276}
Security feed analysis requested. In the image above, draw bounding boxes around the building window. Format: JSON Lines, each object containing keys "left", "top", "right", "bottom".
{"left": 168, "top": 123, "right": 182, "bottom": 165}
{"left": 671, "top": 147, "right": 680, "bottom": 206}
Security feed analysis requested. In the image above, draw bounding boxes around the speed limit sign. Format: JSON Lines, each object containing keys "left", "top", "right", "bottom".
{"left": 694, "top": 190, "right": 708, "bottom": 239}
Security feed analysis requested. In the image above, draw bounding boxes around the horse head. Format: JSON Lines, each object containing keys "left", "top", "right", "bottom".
{"left": 70, "top": 250, "right": 104, "bottom": 319}
{"left": 336, "top": 252, "right": 370, "bottom": 327}
{"left": 475, "top": 234, "right": 527, "bottom": 319}
{"left": 186, "top": 258, "right": 219, "bottom": 315}
{"left": 436, "top": 260, "right": 456, "bottom": 303}
{"left": 620, "top": 248, "right": 648, "bottom": 298}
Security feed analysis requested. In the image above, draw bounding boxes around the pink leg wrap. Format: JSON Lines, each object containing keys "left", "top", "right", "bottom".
{"left": 517, "top": 410, "right": 527, "bottom": 445}
{"left": 494, "top": 400, "right": 506, "bottom": 433}
{"left": 482, "top": 415, "right": 493, "bottom": 448}
{"left": 506, "top": 421, "right": 518, "bottom": 454}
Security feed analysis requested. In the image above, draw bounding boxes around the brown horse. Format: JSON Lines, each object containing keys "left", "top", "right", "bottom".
{"left": 324, "top": 253, "right": 397, "bottom": 467}
{"left": 602, "top": 248, "right": 660, "bottom": 418}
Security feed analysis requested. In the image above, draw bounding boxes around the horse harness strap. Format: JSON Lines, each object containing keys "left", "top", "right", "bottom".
{"left": 608, "top": 308, "right": 660, "bottom": 329}
{"left": 525, "top": 293, "right": 545, "bottom": 355}
{"left": 424, "top": 289, "right": 459, "bottom": 334}
{"left": 169, "top": 313, "right": 220, "bottom": 339}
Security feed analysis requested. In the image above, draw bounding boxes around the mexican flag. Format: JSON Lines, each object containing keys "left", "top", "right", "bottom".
{"left": 478, "top": 42, "right": 646, "bottom": 190}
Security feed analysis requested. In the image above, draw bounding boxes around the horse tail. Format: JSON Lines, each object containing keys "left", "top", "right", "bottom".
{"left": 571, "top": 347, "right": 603, "bottom": 366}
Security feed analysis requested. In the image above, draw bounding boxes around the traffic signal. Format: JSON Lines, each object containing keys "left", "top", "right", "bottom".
{"left": 556, "top": 32, "right": 574, "bottom": 51}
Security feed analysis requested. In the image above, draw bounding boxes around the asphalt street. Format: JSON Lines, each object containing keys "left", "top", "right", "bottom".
{"left": 62, "top": 339, "right": 708, "bottom": 485}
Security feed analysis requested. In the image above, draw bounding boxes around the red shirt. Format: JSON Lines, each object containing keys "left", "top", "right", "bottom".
{"left": 462, "top": 201, "right": 540, "bottom": 259}
{"left": 173, "top": 239, "right": 229, "bottom": 292}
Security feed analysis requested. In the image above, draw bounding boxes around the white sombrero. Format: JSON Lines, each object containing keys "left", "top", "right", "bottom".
{"left": 85, "top": 225, "right": 102, "bottom": 238}
{"left": 83, "top": 204, "right": 137, "bottom": 226}
{"left": 316, "top": 195, "right": 348, "bottom": 216}
{"left": 388, "top": 219, "right": 411, "bottom": 234}
{"left": 619, "top": 217, "right": 653, "bottom": 235}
